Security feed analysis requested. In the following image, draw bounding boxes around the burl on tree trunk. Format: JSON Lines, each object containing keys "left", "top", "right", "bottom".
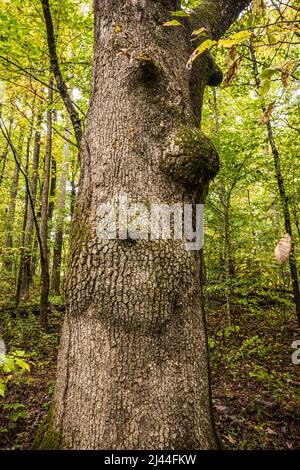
{"left": 34, "top": 0, "right": 249, "bottom": 450}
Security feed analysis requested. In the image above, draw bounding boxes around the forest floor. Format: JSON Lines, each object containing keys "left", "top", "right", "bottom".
{"left": 208, "top": 304, "right": 300, "bottom": 449}
{"left": 0, "top": 301, "right": 299, "bottom": 450}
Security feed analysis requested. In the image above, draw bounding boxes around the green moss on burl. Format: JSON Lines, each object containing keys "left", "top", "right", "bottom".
{"left": 161, "top": 126, "right": 219, "bottom": 190}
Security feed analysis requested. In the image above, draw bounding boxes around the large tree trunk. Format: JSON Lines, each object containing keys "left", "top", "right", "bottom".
{"left": 35, "top": 0, "right": 250, "bottom": 451}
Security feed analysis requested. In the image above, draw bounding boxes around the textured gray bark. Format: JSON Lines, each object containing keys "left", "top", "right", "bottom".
{"left": 36, "top": 0, "right": 250, "bottom": 451}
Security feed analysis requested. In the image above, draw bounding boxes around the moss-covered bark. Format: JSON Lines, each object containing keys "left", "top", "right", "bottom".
{"left": 161, "top": 126, "right": 219, "bottom": 192}
{"left": 192, "top": 0, "right": 252, "bottom": 40}
{"left": 32, "top": 404, "right": 62, "bottom": 450}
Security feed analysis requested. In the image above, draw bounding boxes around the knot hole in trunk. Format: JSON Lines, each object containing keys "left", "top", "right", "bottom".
{"left": 129, "top": 53, "right": 164, "bottom": 94}
{"left": 139, "top": 60, "right": 160, "bottom": 88}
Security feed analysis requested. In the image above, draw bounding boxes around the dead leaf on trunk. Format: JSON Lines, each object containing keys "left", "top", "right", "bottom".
{"left": 281, "top": 60, "right": 294, "bottom": 88}
{"left": 275, "top": 234, "right": 292, "bottom": 265}
{"left": 224, "top": 56, "right": 243, "bottom": 86}
{"left": 260, "top": 102, "right": 275, "bottom": 124}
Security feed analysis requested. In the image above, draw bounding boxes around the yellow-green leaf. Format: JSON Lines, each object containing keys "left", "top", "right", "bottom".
{"left": 0, "top": 378, "right": 5, "bottom": 398}
{"left": 114, "top": 24, "right": 122, "bottom": 33}
{"left": 163, "top": 19, "right": 182, "bottom": 27}
{"left": 186, "top": 39, "right": 217, "bottom": 70}
{"left": 260, "top": 68, "right": 277, "bottom": 79}
{"left": 15, "top": 358, "right": 30, "bottom": 372}
{"left": 191, "top": 27, "right": 206, "bottom": 37}
{"left": 267, "top": 29, "right": 277, "bottom": 45}
{"left": 218, "top": 30, "right": 252, "bottom": 48}
{"left": 170, "top": 10, "right": 190, "bottom": 18}
{"left": 281, "top": 60, "right": 294, "bottom": 88}
{"left": 259, "top": 78, "right": 271, "bottom": 96}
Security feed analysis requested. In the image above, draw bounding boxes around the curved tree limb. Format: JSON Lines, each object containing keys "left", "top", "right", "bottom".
{"left": 193, "top": 0, "right": 252, "bottom": 40}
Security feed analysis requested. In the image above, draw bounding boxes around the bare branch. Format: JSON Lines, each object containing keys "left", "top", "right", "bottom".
{"left": 0, "top": 55, "right": 86, "bottom": 117}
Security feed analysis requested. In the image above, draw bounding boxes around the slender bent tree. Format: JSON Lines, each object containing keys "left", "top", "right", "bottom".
{"left": 51, "top": 124, "right": 70, "bottom": 294}
{"left": 4, "top": 133, "right": 23, "bottom": 271}
{"left": 36, "top": 0, "right": 251, "bottom": 450}
{"left": 20, "top": 114, "right": 42, "bottom": 298}
{"left": 0, "top": 117, "right": 13, "bottom": 188}
{"left": 39, "top": 78, "right": 53, "bottom": 331}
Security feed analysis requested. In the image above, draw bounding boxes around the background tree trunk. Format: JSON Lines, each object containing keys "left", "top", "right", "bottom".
{"left": 250, "top": 40, "right": 300, "bottom": 326}
{"left": 51, "top": 125, "right": 70, "bottom": 294}
{"left": 4, "top": 133, "right": 23, "bottom": 270}
{"left": 48, "top": 108, "right": 57, "bottom": 224}
{"left": 0, "top": 117, "right": 13, "bottom": 188}
{"left": 15, "top": 95, "right": 36, "bottom": 304}
{"left": 20, "top": 114, "right": 42, "bottom": 298}
{"left": 39, "top": 78, "right": 53, "bottom": 331}
{"left": 48, "top": 150, "right": 56, "bottom": 224}
{"left": 213, "top": 89, "right": 234, "bottom": 324}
